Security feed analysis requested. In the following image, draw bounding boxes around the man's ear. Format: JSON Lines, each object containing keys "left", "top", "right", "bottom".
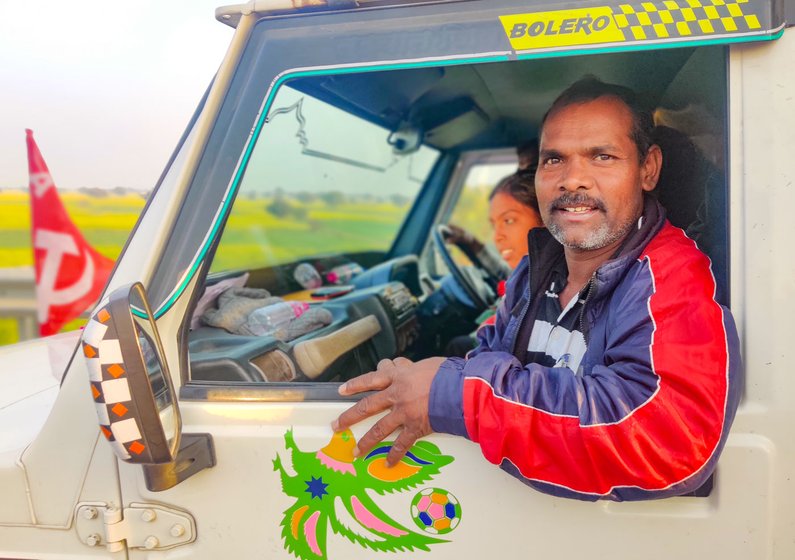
{"left": 641, "top": 144, "right": 663, "bottom": 192}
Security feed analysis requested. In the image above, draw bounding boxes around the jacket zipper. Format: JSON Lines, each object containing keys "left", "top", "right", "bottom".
{"left": 510, "top": 294, "right": 531, "bottom": 356}
{"left": 578, "top": 273, "right": 597, "bottom": 339}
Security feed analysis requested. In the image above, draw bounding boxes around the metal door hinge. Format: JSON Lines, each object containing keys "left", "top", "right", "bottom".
{"left": 75, "top": 502, "right": 195, "bottom": 551}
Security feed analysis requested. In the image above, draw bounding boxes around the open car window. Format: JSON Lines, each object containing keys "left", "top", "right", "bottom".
{"left": 209, "top": 86, "right": 439, "bottom": 274}
{"left": 186, "top": 45, "right": 729, "bottom": 394}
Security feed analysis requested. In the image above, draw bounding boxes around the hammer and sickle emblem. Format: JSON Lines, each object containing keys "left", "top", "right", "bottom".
{"left": 29, "top": 172, "right": 55, "bottom": 198}
{"left": 34, "top": 229, "right": 95, "bottom": 323}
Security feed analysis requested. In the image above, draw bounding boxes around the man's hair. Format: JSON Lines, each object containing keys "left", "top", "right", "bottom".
{"left": 489, "top": 169, "right": 539, "bottom": 212}
{"left": 540, "top": 76, "right": 655, "bottom": 161}
{"left": 516, "top": 139, "right": 539, "bottom": 160}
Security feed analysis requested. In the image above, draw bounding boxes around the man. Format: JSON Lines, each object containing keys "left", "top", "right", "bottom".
{"left": 332, "top": 77, "right": 742, "bottom": 501}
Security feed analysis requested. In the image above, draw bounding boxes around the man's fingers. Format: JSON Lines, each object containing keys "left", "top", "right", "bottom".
{"left": 376, "top": 358, "right": 396, "bottom": 371}
{"left": 332, "top": 391, "right": 391, "bottom": 432}
{"left": 338, "top": 367, "right": 393, "bottom": 396}
{"left": 392, "top": 356, "right": 413, "bottom": 368}
{"left": 353, "top": 413, "right": 402, "bottom": 458}
{"left": 385, "top": 428, "right": 420, "bottom": 467}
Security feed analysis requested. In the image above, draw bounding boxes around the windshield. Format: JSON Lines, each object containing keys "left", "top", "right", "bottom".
{"left": 210, "top": 86, "right": 439, "bottom": 274}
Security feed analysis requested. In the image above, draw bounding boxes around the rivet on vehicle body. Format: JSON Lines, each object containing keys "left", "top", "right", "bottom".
{"left": 82, "top": 507, "right": 98, "bottom": 520}
{"left": 86, "top": 533, "right": 101, "bottom": 547}
{"left": 170, "top": 524, "right": 186, "bottom": 538}
{"left": 141, "top": 509, "right": 157, "bottom": 522}
{"left": 144, "top": 536, "right": 159, "bottom": 549}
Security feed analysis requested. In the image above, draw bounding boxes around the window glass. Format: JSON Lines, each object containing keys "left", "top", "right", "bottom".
{"left": 209, "top": 86, "right": 439, "bottom": 274}
{"left": 444, "top": 161, "right": 516, "bottom": 267}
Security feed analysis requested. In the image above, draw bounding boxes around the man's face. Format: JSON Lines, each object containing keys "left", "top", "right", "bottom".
{"left": 536, "top": 97, "right": 660, "bottom": 253}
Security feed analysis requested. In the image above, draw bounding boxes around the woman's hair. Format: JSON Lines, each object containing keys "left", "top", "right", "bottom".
{"left": 489, "top": 169, "right": 539, "bottom": 213}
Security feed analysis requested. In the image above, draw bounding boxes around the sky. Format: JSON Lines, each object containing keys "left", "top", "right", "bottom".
{"left": 0, "top": 0, "right": 234, "bottom": 191}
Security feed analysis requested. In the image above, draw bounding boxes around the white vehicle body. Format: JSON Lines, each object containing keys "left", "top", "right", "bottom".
{"left": 1, "top": 0, "right": 794, "bottom": 558}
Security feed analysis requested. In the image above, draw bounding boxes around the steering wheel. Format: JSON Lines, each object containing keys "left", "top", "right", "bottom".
{"left": 432, "top": 225, "right": 497, "bottom": 311}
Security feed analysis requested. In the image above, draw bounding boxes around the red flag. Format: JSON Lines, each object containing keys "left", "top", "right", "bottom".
{"left": 26, "top": 129, "right": 115, "bottom": 336}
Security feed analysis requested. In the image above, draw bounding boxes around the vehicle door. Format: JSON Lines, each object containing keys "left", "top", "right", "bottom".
{"left": 111, "top": 1, "right": 791, "bottom": 559}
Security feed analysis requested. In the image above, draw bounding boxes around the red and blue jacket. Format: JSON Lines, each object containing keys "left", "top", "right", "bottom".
{"left": 429, "top": 197, "right": 742, "bottom": 501}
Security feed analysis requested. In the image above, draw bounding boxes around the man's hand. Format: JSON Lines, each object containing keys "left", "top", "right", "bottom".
{"left": 331, "top": 356, "right": 446, "bottom": 466}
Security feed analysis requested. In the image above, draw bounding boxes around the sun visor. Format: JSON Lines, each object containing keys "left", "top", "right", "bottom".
{"left": 422, "top": 98, "right": 489, "bottom": 149}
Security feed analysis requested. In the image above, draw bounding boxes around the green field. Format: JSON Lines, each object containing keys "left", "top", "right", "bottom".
{"left": 0, "top": 190, "right": 145, "bottom": 267}
{"left": 212, "top": 198, "right": 409, "bottom": 271}
{"left": 0, "top": 190, "right": 410, "bottom": 345}
{"left": 0, "top": 190, "right": 147, "bottom": 346}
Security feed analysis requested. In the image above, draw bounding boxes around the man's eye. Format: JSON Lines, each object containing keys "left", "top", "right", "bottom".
{"left": 595, "top": 154, "right": 614, "bottom": 161}
{"left": 505, "top": 218, "right": 516, "bottom": 225}
{"left": 544, "top": 157, "right": 561, "bottom": 165}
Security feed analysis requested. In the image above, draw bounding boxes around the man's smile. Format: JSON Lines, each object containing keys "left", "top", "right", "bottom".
{"left": 549, "top": 194, "right": 605, "bottom": 224}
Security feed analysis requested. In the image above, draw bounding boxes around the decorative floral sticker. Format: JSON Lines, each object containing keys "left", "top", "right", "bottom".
{"left": 273, "top": 429, "right": 457, "bottom": 559}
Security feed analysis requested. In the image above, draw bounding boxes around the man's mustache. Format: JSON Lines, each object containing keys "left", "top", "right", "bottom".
{"left": 549, "top": 193, "right": 606, "bottom": 212}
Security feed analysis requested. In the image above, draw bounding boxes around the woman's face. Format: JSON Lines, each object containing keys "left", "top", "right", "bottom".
{"left": 489, "top": 192, "right": 543, "bottom": 269}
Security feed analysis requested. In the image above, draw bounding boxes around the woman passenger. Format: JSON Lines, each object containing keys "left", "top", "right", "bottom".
{"left": 445, "top": 170, "right": 543, "bottom": 355}
{"left": 447, "top": 169, "right": 543, "bottom": 280}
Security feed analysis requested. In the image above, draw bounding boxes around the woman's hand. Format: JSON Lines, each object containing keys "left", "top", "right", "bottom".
{"left": 444, "top": 224, "right": 484, "bottom": 254}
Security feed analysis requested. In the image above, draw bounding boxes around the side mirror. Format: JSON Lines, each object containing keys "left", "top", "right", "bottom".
{"left": 81, "top": 283, "right": 180, "bottom": 464}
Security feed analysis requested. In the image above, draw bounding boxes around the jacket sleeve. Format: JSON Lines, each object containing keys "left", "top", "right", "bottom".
{"left": 429, "top": 231, "right": 742, "bottom": 501}
{"left": 465, "top": 257, "right": 528, "bottom": 360}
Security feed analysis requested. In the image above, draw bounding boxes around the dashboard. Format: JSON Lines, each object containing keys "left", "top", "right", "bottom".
{"left": 188, "top": 276, "right": 420, "bottom": 384}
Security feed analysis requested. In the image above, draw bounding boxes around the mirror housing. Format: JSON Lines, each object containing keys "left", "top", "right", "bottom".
{"left": 388, "top": 122, "right": 423, "bottom": 154}
{"left": 81, "top": 282, "right": 180, "bottom": 464}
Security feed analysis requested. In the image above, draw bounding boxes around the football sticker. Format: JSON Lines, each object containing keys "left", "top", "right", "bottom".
{"left": 410, "top": 488, "right": 462, "bottom": 535}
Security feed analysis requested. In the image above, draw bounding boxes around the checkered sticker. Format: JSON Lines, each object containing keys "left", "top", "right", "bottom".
{"left": 82, "top": 303, "right": 147, "bottom": 463}
{"left": 82, "top": 320, "right": 108, "bottom": 348}
{"left": 98, "top": 339, "right": 124, "bottom": 364}
{"left": 613, "top": 0, "right": 762, "bottom": 40}
{"left": 111, "top": 418, "right": 142, "bottom": 443}
{"left": 86, "top": 357, "right": 103, "bottom": 383}
{"left": 94, "top": 402, "right": 110, "bottom": 426}
{"left": 109, "top": 438, "right": 132, "bottom": 460}
{"left": 501, "top": 0, "right": 775, "bottom": 53}
{"left": 100, "top": 378, "right": 131, "bottom": 404}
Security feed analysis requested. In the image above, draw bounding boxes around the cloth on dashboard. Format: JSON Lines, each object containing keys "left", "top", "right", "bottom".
{"left": 267, "top": 307, "right": 334, "bottom": 342}
{"left": 201, "top": 286, "right": 333, "bottom": 341}
{"left": 190, "top": 273, "right": 250, "bottom": 330}
{"left": 202, "top": 287, "right": 281, "bottom": 333}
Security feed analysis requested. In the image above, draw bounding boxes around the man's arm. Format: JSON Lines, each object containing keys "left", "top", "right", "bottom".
{"left": 431, "top": 228, "right": 742, "bottom": 501}
{"left": 333, "top": 229, "right": 741, "bottom": 501}
{"left": 330, "top": 261, "right": 526, "bottom": 465}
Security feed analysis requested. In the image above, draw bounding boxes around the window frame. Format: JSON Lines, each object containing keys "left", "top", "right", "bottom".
{"left": 175, "top": 20, "right": 734, "bottom": 404}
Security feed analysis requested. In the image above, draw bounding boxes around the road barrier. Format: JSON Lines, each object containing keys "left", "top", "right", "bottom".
{"left": 0, "top": 267, "right": 38, "bottom": 342}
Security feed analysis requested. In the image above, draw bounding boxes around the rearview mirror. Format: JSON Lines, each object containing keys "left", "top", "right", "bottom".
{"left": 81, "top": 282, "right": 180, "bottom": 464}
{"left": 388, "top": 122, "right": 423, "bottom": 154}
